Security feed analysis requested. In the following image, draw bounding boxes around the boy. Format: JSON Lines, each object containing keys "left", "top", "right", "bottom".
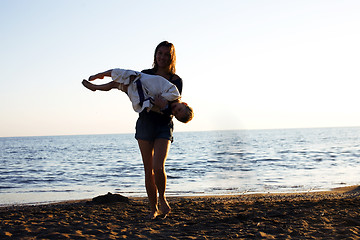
{"left": 82, "top": 68, "right": 193, "bottom": 123}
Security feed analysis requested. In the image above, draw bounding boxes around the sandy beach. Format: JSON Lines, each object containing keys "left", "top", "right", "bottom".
{"left": 1, "top": 186, "right": 359, "bottom": 239}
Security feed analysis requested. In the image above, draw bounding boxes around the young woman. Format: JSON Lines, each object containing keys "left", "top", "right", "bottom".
{"left": 137, "top": 41, "right": 183, "bottom": 219}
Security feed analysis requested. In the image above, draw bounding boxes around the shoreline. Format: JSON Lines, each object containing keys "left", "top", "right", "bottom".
{"left": 1, "top": 186, "right": 359, "bottom": 239}
{"left": 1, "top": 185, "right": 358, "bottom": 208}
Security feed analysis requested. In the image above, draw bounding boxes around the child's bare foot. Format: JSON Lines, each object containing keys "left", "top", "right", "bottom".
{"left": 82, "top": 80, "right": 96, "bottom": 91}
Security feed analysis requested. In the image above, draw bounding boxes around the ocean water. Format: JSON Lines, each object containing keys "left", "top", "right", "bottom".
{"left": 1, "top": 127, "right": 360, "bottom": 205}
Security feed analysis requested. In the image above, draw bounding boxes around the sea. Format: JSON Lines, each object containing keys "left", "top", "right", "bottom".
{"left": 1, "top": 127, "right": 360, "bottom": 206}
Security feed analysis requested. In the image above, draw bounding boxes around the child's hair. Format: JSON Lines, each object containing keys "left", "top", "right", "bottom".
{"left": 175, "top": 103, "right": 194, "bottom": 123}
{"left": 153, "top": 41, "right": 176, "bottom": 75}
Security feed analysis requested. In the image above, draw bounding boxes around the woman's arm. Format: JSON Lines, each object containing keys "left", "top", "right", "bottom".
{"left": 153, "top": 95, "right": 168, "bottom": 110}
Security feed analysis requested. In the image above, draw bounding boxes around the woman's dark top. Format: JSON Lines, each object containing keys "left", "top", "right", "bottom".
{"left": 139, "top": 68, "right": 183, "bottom": 125}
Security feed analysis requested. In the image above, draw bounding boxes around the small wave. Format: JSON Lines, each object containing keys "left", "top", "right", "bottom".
{"left": 20, "top": 189, "right": 75, "bottom": 193}
{"left": 167, "top": 175, "right": 182, "bottom": 179}
{"left": 0, "top": 186, "right": 17, "bottom": 189}
{"left": 255, "top": 158, "right": 282, "bottom": 162}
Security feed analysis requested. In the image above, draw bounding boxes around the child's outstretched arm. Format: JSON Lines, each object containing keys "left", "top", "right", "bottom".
{"left": 88, "top": 69, "right": 113, "bottom": 81}
{"left": 82, "top": 69, "right": 119, "bottom": 92}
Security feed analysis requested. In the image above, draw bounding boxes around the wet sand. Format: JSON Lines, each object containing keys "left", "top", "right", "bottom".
{"left": 1, "top": 186, "right": 359, "bottom": 239}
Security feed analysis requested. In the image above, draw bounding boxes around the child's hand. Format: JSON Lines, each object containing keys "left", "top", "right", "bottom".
{"left": 88, "top": 73, "right": 104, "bottom": 81}
{"left": 88, "top": 75, "right": 97, "bottom": 81}
{"left": 153, "top": 95, "right": 168, "bottom": 110}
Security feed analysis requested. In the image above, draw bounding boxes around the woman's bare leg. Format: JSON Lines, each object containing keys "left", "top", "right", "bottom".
{"left": 153, "top": 138, "right": 171, "bottom": 217}
{"left": 137, "top": 139, "right": 159, "bottom": 219}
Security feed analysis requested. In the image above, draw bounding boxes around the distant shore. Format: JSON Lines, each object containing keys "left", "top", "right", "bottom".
{"left": 1, "top": 186, "right": 359, "bottom": 239}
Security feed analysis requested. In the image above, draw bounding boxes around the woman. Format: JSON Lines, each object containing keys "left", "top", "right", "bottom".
{"left": 136, "top": 41, "right": 183, "bottom": 219}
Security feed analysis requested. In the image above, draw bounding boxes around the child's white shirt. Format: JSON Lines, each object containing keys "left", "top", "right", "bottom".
{"left": 111, "top": 68, "right": 180, "bottom": 113}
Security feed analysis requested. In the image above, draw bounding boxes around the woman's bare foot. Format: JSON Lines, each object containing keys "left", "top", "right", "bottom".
{"left": 159, "top": 198, "right": 171, "bottom": 218}
{"left": 82, "top": 80, "right": 97, "bottom": 91}
{"left": 147, "top": 210, "right": 160, "bottom": 220}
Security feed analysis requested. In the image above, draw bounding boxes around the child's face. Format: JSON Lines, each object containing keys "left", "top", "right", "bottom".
{"left": 172, "top": 102, "right": 187, "bottom": 119}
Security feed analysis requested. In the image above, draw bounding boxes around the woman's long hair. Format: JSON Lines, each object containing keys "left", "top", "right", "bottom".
{"left": 153, "top": 41, "right": 176, "bottom": 74}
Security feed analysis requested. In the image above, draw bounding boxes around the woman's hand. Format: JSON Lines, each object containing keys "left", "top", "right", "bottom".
{"left": 153, "top": 95, "right": 168, "bottom": 110}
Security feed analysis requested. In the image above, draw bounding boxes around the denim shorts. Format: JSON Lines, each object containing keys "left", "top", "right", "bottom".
{"left": 135, "top": 116, "right": 174, "bottom": 142}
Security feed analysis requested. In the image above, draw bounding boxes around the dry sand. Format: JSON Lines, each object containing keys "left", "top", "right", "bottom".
{"left": 1, "top": 186, "right": 360, "bottom": 239}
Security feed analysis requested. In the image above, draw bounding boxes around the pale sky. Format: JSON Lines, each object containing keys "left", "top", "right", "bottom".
{"left": 1, "top": 0, "right": 360, "bottom": 137}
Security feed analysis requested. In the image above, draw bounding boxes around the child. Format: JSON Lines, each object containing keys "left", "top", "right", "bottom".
{"left": 82, "top": 68, "right": 193, "bottom": 123}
